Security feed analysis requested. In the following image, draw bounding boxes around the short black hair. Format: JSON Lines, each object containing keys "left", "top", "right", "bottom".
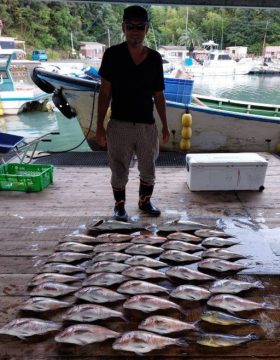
{"left": 123, "top": 5, "right": 149, "bottom": 22}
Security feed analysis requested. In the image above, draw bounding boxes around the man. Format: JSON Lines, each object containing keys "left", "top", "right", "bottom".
{"left": 96, "top": 5, "right": 170, "bottom": 221}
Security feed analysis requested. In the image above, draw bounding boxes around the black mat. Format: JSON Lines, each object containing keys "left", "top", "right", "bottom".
{"left": 155, "top": 151, "right": 186, "bottom": 167}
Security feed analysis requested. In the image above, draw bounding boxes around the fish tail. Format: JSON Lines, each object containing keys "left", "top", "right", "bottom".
{"left": 179, "top": 306, "right": 188, "bottom": 316}
{"left": 263, "top": 302, "right": 275, "bottom": 310}
{"left": 176, "top": 338, "right": 188, "bottom": 348}
{"left": 248, "top": 318, "right": 259, "bottom": 325}
{"left": 254, "top": 280, "right": 264, "bottom": 289}
{"left": 249, "top": 332, "right": 259, "bottom": 341}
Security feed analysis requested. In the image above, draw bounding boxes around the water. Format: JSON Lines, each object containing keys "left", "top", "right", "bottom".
{"left": 1, "top": 74, "right": 280, "bottom": 152}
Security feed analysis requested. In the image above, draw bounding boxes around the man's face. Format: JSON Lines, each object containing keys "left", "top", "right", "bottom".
{"left": 122, "top": 20, "right": 148, "bottom": 46}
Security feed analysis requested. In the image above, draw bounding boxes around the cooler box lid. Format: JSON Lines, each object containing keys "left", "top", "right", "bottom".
{"left": 186, "top": 153, "right": 268, "bottom": 167}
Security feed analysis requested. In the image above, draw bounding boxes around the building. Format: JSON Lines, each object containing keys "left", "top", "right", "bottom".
{"left": 158, "top": 45, "right": 188, "bottom": 65}
{"left": 226, "top": 46, "right": 248, "bottom": 60}
{"left": 79, "top": 41, "right": 106, "bottom": 59}
{"left": 263, "top": 46, "right": 280, "bottom": 59}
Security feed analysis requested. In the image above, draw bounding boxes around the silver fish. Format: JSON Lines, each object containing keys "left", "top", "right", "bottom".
{"left": 55, "top": 324, "right": 120, "bottom": 345}
{"left": 202, "top": 248, "right": 248, "bottom": 260}
{"left": 86, "top": 261, "right": 130, "bottom": 274}
{"left": 117, "top": 280, "right": 169, "bottom": 295}
{"left": 158, "top": 219, "right": 210, "bottom": 232}
{"left": 63, "top": 304, "right": 125, "bottom": 322}
{"left": 207, "top": 294, "right": 274, "bottom": 313}
{"left": 166, "top": 266, "right": 215, "bottom": 281}
{"left": 46, "top": 251, "right": 91, "bottom": 263}
{"left": 29, "top": 282, "right": 80, "bottom": 297}
{"left": 201, "top": 310, "right": 258, "bottom": 326}
{"left": 39, "top": 262, "right": 85, "bottom": 274}
{"left": 92, "top": 252, "right": 131, "bottom": 263}
{"left": 122, "top": 266, "right": 166, "bottom": 280}
{"left": 112, "top": 330, "right": 187, "bottom": 355}
{"left": 197, "top": 332, "right": 258, "bottom": 347}
{"left": 87, "top": 219, "right": 144, "bottom": 232}
{"left": 82, "top": 272, "right": 129, "bottom": 287}
{"left": 139, "top": 315, "right": 198, "bottom": 334}
{"left": 201, "top": 237, "right": 240, "bottom": 248}
{"left": 162, "top": 241, "right": 204, "bottom": 253}
{"left": 167, "top": 232, "right": 202, "bottom": 243}
{"left": 160, "top": 250, "right": 201, "bottom": 263}
{"left": 124, "top": 255, "right": 167, "bottom": 268}
{"left": 198, "top": 258, "right": 250, "bottom": 272}
{"left": 20, "top": 297, "right": 73, "bottom": 312}
{"left": 194, "top": 229, "right": 233, "bottom": 238}
{"left": 170, "top": 284, "right": 211, "bottom": 301}
{"left": 29, "top": 273, "right": 81, "bottom": 286}
{"left": 93, "top": 242, "right": 132, "bottom": 253}
{"left": 0, "top": 318, "right": 61, "bottom": 339}
{"left": 123, "top": 295, "right": 186, "bottom": 314}
{"left": 125, "top": 244, "right": 164, "bottom": 255}
{"left": 55, "top": 242, "right": 94, "bottom": 253}
{"left": 131, "top": 235, "right": 167, "bottom": 245}
{"left": 95, "top": 233, "right": 132, "bottom": 243}
{"left": 209, "top": 279, "right": 264, "bottom": 294}
{"left": 62, "top": 233, "right": 97, "bottom": 244}
{"left": 75, "top": 286, "right": 127, "bottom": 303}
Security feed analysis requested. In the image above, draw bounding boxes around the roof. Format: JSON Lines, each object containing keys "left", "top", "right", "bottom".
{"left": 159, "top": 46, "right": 186, "bottom": 51}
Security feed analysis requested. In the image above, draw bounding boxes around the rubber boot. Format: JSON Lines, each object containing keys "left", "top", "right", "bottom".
{"left": 113, "top": 188, "right": 128, "bottom": 222}
{"left": 138, "top": 182, "right": 161, "bottom": 216}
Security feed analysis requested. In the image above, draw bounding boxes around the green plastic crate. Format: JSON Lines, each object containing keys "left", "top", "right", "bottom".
{"left": 0, "top": 163, "right": 54, "bottom": 192}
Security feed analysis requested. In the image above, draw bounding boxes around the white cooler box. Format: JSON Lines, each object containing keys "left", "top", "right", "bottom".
{"left": 186, "top": 153, "right": 268, "bottom": 191}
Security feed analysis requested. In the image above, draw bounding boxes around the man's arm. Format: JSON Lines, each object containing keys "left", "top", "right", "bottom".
{"left": 96, "top": 77, "right": 112, "bottom": 147}
{"left": 153, "top": 90, "right": 170, "bottom": 144}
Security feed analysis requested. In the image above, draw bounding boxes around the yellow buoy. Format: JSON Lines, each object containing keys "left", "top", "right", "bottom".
{"left": 182, "top": 113, "right": 192, "bottom": 127}
{"left": 181, "top": 126, "right": 192, "bottom": 139}
{"left": 180, "top": 138, "right": 191, "bottom": 151}
{"left": 0, "top": 101, "right": 3, "bottom": 116}
{"left": 276, "top": 143, "right": 280, "bottom": 153}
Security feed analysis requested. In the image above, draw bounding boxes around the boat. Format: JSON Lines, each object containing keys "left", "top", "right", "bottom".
{"left": 183, "top": 41, "right": 253, "bottom": 77}
{"left": 0, "top": 49, "right": 49, "bottom": 115}
{"left": 31, "top": 65, "right": 280, "bottom": 153}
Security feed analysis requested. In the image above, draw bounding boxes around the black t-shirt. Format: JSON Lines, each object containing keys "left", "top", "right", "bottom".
{"left": 98, "top": 42, "right": 164, "bottom": 124}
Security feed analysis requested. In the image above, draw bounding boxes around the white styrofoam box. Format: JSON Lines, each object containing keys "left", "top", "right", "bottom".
{"left": 186, "top": 153, "right": 268, "bottom": 191}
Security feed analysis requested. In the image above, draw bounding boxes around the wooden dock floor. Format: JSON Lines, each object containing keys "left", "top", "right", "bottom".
{"left": 0, "top": 152, "right": 280, "bottom": 359}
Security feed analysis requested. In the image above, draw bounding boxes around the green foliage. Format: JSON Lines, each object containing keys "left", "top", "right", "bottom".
{"left": 0, "top": 1, "right": 279, "bottom": 57}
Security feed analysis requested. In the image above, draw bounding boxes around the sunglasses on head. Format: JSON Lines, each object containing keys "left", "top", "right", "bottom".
{"left": 124, "top": 22, "right": 147, "bottom": 31}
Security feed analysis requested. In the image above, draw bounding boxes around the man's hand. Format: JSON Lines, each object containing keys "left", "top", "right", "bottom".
{"left": 96, "top": 126, "right": 107, "bottom": 147}
{"left": 162, "top": 126, "right": 170, "bottom": 144}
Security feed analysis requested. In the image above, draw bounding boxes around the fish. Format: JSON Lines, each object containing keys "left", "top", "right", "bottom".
{"left": 29, "top": 282, "right": 80, "bottom": 297}
{"left": 207, "top": 294, "right": 275, "bottom": 313}
{"left": 200, "top": 310, "right": 258, "bottom": 326}
{"left": 29, "top": 272, "right": 81, "bottom": 286}
{"left": 75, "top": 286, "right": 127, "bottom": 303}
{"left": 201, "top": 237, "right": 240, "bottom": 248}
{"left": 61, "top": 233, "right": 97, "bottom": 244}
{"left": 20, "top": 297, "right": 74, "bottom": 312}
{"left": 209, "top": 279, "right": 264, "bottom": 294}
{"left": 63, "top": 304, "right": 126, "bottom": 322}
{"left": 139, "top": 315, "right": 198, "bottom": 334}
{"left": 86, "top": 261, "right": 130, "bottom": 274}
{"left": 167, "top": 232, "right": 202, "bottom": 243}
{"left": 55, "top": 242, "right": 94, "bottom": 253}
{"left": 0, "top": 318, "right": 61, "bottom": 339}
{"left": 87, "top": 219, "right": 144, "bottom": 232}
{"left": 82, "top": 272, "right": 129, "bottom": 287}
{"left": 92, "top": 252, "right": 131, "bottom": 263}
{"left": 202, "top": 248, "right": 249, "bottom": 260}
{"left": 131, "top": 235, "right": 167, "bottom": 245}
{"left": 39, "top": 262, "right": 86, "bottom": 274}
{"left": 157, "top": 219, "right": 210, "bottom": 233}
{"left": 112, "top": 330, "right": 187, "bottom": 355}
{"left": 196, "top": 332, "right": 258, "bottom": 347}
{"left": 117, "top": 280, "right": 169, "bottom": 295}
{"left": 122, "top": 266, "right": 166, "bottom": 280}
{"left": 46, "top": 251, "right": 91, "bottom": 263}
{"left": 55, "top": 324, "right": 120, "bottom": 345}
{"left": 198, "top": 258, "right": 251, "bottom": 272}
{"left": 166, "top": 266, "right": 215, "bottom": 281}
{"left": 125, "top": 244, "right": 164, "bottom": 256}
{"left": 194, "top": 229, "right": 233, "bottom": 238}
{"left": 160, "top": 250, "right": 201, "bottom": 263}
{"left": 95, "top": 233, "right": 133, "bottom": 243}
{"left": 92, "top": 242, "right": 132, "bottom": 253}
{"left": 162, "top": 241, "right": 204, "bottom": 253}
{"left": 123, "top": 295, "right": 186, "bottom": 314}
{"left": 170, "top": 284, "right": 211, "bottom": 301}
{"left": 124, "top": 255, "right": 167, "bottom": 268}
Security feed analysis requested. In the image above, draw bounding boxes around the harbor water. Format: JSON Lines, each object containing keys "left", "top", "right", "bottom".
{"left": 1, "top": 74, "right": 280, "bottom": 152}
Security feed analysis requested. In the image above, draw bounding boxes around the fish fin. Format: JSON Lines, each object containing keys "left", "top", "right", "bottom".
{"left": 176, "top": 338, "right": 188, "bottom": 348}
{"left": 179, "top": 307, "right": 188, "bottom": 316}
{"left": 121, "top": 315, "right": 129, "bottom": 322}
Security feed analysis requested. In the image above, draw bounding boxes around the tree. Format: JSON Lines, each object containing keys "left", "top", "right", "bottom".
{"left": 178, "top": 27, "right": 203, "bottom": 56}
